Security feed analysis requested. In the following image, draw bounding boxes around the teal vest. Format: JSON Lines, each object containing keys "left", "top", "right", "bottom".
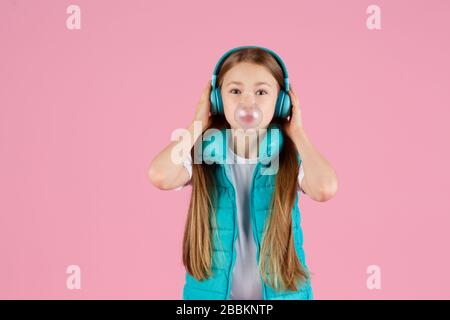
{"left": 182, "top": 123, "right": 314, "bottom": 300}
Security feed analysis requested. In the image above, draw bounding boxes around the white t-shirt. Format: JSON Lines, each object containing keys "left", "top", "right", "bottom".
{"left": 176, "top": 144, "right": 305, "bottom": 300}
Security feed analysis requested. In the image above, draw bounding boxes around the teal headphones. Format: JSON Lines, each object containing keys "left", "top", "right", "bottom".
{"left": 210, "top": 45, "right": 292, "bottom": 119}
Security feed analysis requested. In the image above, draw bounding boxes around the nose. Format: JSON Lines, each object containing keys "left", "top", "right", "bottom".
{"left": 240, "top": 92, "right": 255, "bottom": 106}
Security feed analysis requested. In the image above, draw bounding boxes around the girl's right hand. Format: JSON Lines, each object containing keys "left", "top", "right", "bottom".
{"left": 193, "top": 80, "right": 212, "bottom": 129}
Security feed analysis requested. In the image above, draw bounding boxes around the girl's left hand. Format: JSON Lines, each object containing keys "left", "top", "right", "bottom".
{"left": 283, "top": 84, "right": 304, "bottom": 139}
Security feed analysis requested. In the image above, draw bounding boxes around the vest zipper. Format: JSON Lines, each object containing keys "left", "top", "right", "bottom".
{"left": 221, "top": 164, "right": 238, "bottom": 300}
{"left": 249, "top": 161, "right": 268, "bottom": 300}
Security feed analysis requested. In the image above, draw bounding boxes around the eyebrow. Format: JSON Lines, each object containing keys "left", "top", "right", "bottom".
{"left": 225, "top": 81, "right": 272, "bottom": 88}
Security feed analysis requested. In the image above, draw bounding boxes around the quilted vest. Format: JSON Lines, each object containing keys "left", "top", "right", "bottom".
{"left": 182, "top": 123, "right": 314, "bottom": 300}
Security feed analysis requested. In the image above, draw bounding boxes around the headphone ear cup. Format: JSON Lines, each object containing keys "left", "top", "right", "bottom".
{"left": 277, "top": 91, "right": 291, "bottom": 118}
{"left": 210, "top": 87, "right": 224, "bottom": 115}
{"left": 275, "top": 91, "right": 291, "bottom": 118}
{"left": 210, "top": 88, "right": 218, "bottom": 115}
{"left": 279, "top": 92, "right": 291, "bottom": 118}
{"left": 274, "top": 93, "right": 283, "bottom": 118}
{"left": 216, "top": 90, "right": 223, "bottom": 115}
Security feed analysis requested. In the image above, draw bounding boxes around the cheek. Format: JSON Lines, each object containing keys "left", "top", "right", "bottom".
{"left": 223, "top": 105, "right": 236, "bottom": 120}
{"left": 222, "top": 100, "right": 238, "bottom": 125}
{"left": 222, "top": 95, "right": 235, "bottom": 113}
{"left": 259, "top": 97, "right": 277, "bottom": 119}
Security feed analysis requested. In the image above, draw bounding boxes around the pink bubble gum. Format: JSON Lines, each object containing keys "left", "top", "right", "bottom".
{"left": 234, "top": 102, "right": 263, "bottom": 129}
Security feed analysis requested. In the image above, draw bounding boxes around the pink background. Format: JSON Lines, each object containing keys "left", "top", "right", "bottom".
{"left": 1, "top": 0, "right": 449, "bottom": 299}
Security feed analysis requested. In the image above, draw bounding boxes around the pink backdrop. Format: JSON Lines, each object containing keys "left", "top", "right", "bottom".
{"left": 1, "top": 0, "right": 449, "bottom": 299}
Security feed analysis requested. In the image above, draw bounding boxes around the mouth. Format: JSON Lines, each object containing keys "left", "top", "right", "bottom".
{"left": 241, "top": 115, "right": 255, "bottom": 123}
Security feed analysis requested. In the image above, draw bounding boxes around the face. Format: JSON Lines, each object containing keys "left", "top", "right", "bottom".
{"left": 220, "top": 62, "right": 280, "bottom": 132}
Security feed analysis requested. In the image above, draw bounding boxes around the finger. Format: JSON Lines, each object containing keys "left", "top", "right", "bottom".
{"left": 201, "top": 81, "right": 211, "bottom": 99}
{"left": 288, "top": 90, "right": 297, "bottom": 107}
{"left": 288, "top": 88, "right": 295, "bottom": 100}
{"left": 289, "top": 83, "right": 299, "bottom": 106}
{"left": 290, "top": 84, "right": 297, "bottom": 100}
{"left": 204, "top": 80, "right": 212, "bottom": 95}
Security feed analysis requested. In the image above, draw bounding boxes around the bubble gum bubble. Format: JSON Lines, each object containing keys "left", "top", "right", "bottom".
{"left": 234, "top": 102, "right": 263, "bottom": 129}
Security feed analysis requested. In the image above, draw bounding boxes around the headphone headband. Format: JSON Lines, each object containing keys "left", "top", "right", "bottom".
{"left": 211, "top": 45, "right": 290, "bottom": 92}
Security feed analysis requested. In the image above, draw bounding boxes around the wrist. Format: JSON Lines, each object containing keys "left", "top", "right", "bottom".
{"left": 292, "top": 126, "right": 311, "bottom": 151}
{"left": 291, "top": 125, "right": 305, "bottom": 141}
{"left": 187, "top": 120, "right": 206, "bottom": 145}
{"left": 191, "top": 118, "right": 209, "bottom": 131}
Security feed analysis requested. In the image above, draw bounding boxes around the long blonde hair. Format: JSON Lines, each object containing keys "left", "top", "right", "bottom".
{"left": 182, "top": 48, "right": 310, "bottom": 291}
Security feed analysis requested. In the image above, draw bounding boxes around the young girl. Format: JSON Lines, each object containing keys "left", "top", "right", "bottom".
{"left": 148, "top": 46, "right": 338, "bottom": 300}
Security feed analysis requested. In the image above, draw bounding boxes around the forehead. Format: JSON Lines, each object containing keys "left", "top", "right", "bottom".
{"left": 222, "top": 62, "right": 278, "bottom": 87}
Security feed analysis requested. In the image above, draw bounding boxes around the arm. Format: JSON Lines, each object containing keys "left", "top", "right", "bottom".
{"left": 148, "top": 80, "right": 212, "bottom": 190}
{"left": 291, "top": 127, "right": 338, "bottom": 202}
{"left": 285, "top": 83, "right": 338, "bottom": 202}
{"left": 148, "top": 120, "right": 200, "bottom": 190}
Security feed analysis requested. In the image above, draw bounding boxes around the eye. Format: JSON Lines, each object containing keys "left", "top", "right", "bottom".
{"left": 230, "top": 88, "right": 241, "bottom": 94}
{"left": 256, "top": 89, "right": 268, "bottom": 95}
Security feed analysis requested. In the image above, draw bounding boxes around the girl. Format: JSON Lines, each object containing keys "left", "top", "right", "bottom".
{"left": 148, "top": 47, "right": 338, "bottom": 300}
